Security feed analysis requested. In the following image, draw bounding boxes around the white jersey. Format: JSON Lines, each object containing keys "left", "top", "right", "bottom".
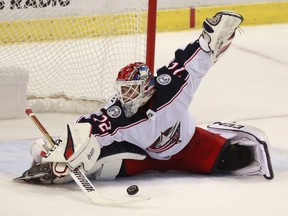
{"left": 77, "top": 40, "right": 212, "bottom": 160}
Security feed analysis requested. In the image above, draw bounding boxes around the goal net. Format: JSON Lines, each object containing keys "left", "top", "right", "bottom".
{"left": 0, "top": 0, "right": 156, "bottom": 113}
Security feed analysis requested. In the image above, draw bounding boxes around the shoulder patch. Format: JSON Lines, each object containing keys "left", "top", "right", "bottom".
{"left": 157, "top": 74, "right": 172, "bottom": 86}
{"left": 107, "top": 106, "right": 122, "bottom": 118}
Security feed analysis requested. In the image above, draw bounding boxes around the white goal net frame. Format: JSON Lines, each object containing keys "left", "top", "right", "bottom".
{"left": 0, "top": 0, "right": 157, "bottom": 114}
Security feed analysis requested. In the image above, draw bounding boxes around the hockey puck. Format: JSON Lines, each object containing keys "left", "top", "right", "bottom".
{"left": 126, "top": 185, "right": 139, "bottom": 195}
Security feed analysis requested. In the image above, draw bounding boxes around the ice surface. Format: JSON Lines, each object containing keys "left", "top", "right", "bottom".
{"left": 1, "top": 24, "right": 288, "bottom": 216}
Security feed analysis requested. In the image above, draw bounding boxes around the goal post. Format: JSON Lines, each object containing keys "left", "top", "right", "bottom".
{"left": 146, "top": 0, "right": 157, "bottom": 73}
{"left": 0, "top": 0, "right": 157, "bottom": 114}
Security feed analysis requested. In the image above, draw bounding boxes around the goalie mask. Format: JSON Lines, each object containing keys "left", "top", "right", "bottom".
{"left": 116, "top": 62, "right": 155, "bottom": 118}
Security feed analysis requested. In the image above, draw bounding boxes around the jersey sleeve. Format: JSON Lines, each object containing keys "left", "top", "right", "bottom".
{"left": 163, "top": 39, "right": 213, "bottom": 95}
{"left": 75, "top": 94, "right": 119, "bottom": 136}
{"left": 76, "top": 111, "right": 107, "bottom": 135}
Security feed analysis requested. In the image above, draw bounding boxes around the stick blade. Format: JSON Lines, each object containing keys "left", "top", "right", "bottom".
{"left": 87, "top": 191, "right": 151, "bottom": 206}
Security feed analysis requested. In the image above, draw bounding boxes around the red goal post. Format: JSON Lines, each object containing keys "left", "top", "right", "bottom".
{"left": 0, "top": 0, "right": 157, "bottom": 113}
{"left": 146, "top": 0, "right": 157, "bottom": 73}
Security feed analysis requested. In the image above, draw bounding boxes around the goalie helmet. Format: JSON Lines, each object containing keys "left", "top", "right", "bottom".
{"left": 116, "top": 62, "right": 155, "bottom": 117}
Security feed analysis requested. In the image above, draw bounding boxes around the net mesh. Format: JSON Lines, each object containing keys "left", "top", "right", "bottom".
{"left": 0, "top": 0, "right": 149, "bottom": 113}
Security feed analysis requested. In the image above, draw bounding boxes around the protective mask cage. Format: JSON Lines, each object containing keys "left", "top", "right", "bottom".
{"left": 116, "top": 80, "right": 144, "bottom": 117}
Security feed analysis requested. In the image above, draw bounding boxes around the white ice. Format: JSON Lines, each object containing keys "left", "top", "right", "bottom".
{"left": 1, "top": 24, "right": 288, "bottom": 216}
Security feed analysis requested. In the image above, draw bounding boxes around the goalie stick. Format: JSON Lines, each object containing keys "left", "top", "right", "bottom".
{"left": 23, "top": 108, "right": 150, "bottom": 206}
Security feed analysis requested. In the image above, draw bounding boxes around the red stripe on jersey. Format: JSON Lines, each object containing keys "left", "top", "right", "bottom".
{"left": 184, "top": 47, "right": 201, "bottom": 67}
{"left": 95, "top": 118, "right": 148, "bottom": 137}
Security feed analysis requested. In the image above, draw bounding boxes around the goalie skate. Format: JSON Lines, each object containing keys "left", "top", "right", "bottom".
{"left": 201, "top": 10, "right": 244, "bottom": 62}
{"left": 13, "top": 162, "right": 55, "bottom": 183}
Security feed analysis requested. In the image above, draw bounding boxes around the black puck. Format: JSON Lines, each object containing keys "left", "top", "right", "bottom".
{"left": 126, "top": 185, "right": 139, "bottom": 195}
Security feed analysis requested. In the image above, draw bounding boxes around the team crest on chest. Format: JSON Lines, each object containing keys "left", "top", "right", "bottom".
{"left": 147, "top": 121, "right": 181, "bottom": 153}
{"left": 157, "top": 74, "right": 171, "bottom": 85}
{"left": 107, "top": 106, "right": 122, "bottom": 118}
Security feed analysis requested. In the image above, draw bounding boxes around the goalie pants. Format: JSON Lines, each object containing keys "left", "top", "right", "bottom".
{"left": 121, "top": 127, "right": 229, "bottom": 176}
